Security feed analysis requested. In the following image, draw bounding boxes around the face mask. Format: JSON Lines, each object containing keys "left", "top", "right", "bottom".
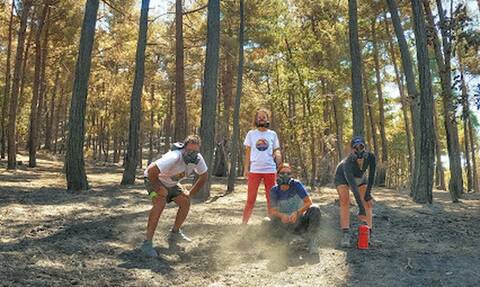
{"left": 183, "top": 150, "right": 200, "bottom": 165}
{"left": 354, "top": 147, "right": 367, "bottom": 159}
{"left": 276, "top": 173, "right": 292, "bottom": 186}
{"left": 255, "top": 118, "right": 270, "bottom": 128}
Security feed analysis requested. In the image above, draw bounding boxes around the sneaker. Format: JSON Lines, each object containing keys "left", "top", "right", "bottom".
{"left": 308, "top": 238, "right": 319, "bottom": 254}
{"left": 141, "top": 240, "right": 158, "bottom": 257}
{"left": 168, "top": 229, "right": 192, "bottom": 243}
{"left": 340, "top": 232, "right": 351, "bottom": 248}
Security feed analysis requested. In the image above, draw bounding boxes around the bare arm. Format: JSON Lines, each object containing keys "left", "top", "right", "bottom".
{"left": 273, "top": 148, "right": 282, "bottom": 167}
{"left": 298, "top": 196, "right": 313, "bottom": 215}
{"left": 147, "top": 163, "right": 168, "bottom": 197}
{"left": 244, "top": 146, "right": 251, "bottom": 177}
{"left": 188, "top": 172, "right": 208, "bottom": 197}
{"left": 269, "top": 207, "right": 289, "bottom": 223}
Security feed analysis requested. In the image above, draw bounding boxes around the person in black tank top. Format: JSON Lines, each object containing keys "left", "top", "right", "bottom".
{"left": 335, "top": 136, "right": 376, "bottom": 247}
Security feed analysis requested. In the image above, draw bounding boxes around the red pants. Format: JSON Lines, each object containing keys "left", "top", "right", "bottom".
{"left": 242, "top": 172, "right": 276, "bottom": 224}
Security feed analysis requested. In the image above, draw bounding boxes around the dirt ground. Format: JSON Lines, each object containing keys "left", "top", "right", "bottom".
{"left": 1, "top": 152, "right": 479, "bottom": 287}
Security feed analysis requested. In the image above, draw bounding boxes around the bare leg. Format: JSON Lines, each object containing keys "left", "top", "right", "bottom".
{"left": 336, "top": 185, "right": 350, "bottom": 229}
{"left": 358, "top": 185, "right": 373, "bottom": 228}
{"left": 146, "top": 189, "right": 168, "bottom": 241}
{"left": 172, "top": 193, "right": 191, "bottom": 231}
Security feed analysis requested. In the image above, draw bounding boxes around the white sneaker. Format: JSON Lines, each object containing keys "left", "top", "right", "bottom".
{"left": 168, "top": 229, "right": 192, "bottom": 243}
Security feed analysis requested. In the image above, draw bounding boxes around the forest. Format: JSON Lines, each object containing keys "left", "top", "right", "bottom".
{"left": 0, "top": 0, "right": 479, "bottom": 286}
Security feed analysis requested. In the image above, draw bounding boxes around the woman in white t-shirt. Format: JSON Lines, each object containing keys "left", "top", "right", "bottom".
{"left": 242, "top": 108, "right": 282, "bottom": 224}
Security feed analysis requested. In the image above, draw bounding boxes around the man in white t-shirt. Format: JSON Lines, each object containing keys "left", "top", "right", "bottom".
{"left": 242, "top": 108, "right": 282, "bottom": 224}
{"left": 140, "top": 135, "right": 208, "bottom": 257}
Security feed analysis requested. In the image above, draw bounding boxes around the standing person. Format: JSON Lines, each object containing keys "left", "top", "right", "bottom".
{"left": 242, "top": 108, "right": 282, "bottom": 224}
{"left": 268, "top": 163, "right": 321, "bottom": 254}
{"left": 334, "top": 136, "right": 376, "bottom": 247}
{"left": 141, "top": 135, "right": 208, "bottom": 257}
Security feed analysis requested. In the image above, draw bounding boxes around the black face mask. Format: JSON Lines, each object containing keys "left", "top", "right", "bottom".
{"left": 354, "top": 148, "right": 367, "bottom": 160}
{"left": 183, "top": 150, "right": 200, "bottom": 165}
{"left": 276, "top": 173, "right": 292, "bottom": 186}
{"left": 256, "top": 119, "right": 270, "bottom": 128}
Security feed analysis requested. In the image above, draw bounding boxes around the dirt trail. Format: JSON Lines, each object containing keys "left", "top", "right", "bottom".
{"left": 1, "top": 153, "right": 479, "bottom": 286}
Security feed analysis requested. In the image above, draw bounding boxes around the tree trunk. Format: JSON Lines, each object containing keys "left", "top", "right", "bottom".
{"left": 362, "top": 70, "right": 379, "bottom": 159}
{"left": 424, "top": 0, "right": 463, "bottom": 200}
{"left": 121, "top": 0, "right": 150, "bottom": 185}
{"left": 387, "top": 0, "right": 423, "bottom": 196}
{"left": 45, "top": 69, "right": 59, "bottom": 151}
{"left": 433, "top": 101, "right": 446, "bottom": 190}
{"left": 196, "top": 0, "right": 220, "bottom": 200}
{"left": 410, "top": 0, "right": 435, "bottom": 203}
{"left": 17, "top": 17, "right": 35, "bottom": 122}
{"left": 222, "top": 51, "right": 234, "bottom": 139}
{"left": 384, "top": 13, "right": 413, "bottom": 175}
{"left": 458, "top": 50, "right": 477, "bottom": 193}
{"left": 463, "top": 113, "right": 473, "bottom": 192}
{"left": 174, "top": 0, "right": 187, "bottom": 141}
{"left": 371, "top": 19, "right": 388, "bottom": 187}
{"left": 371, "top": 19, "right": 388, "bottom": 164}
{"left": 164, "top": 88, "right": 173, "bottom": 154}
{"left": 468, "top": 118, "right": 479, "bottom": 193}
{"left": 1, "top": 0, "right": 14, "bottom": 159}
{"left": 28, "top": 1, "right": 50, "bottom": 166}
{"left": 37, "top": 9, "right": 51, "bottom": 152}
{"left": 7, "top": 1, "right": 32, "bottom": 169}
{"left": 226, "top": 0, "right": 245, "bottom": 193}
{"left": 65, "top": 0, "right": 100, "bottom": 191}
{"left": 348, "top": 0, "right": 364, "bottom": 137}
{"left": 53, "top": 86, "right": 64, "bottom": 154}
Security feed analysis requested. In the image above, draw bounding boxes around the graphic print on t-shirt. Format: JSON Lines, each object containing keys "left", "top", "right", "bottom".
{"left": 170, "top": 171, "right": 186, "bottom": 182}
{"left": 256, "top": 139, "right": 269, "bottom": 151}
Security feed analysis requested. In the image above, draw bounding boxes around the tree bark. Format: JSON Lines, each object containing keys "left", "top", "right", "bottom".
{"left": 45, "top": 69, "right": 59, "bottom": 151}
{"left": 28, "top": 1, "right": 49, "bottom": 166}
{"left": 384, "top": 13, "right": 413, "bottom": 176}
{"left": 371, "top": 19, "right": 388, "bottom": 164}
{"left": 1, "top": 0, "right": 15, "bottom": 159}
{"left": 362, "top": 70, "right": 379, "bottom": 159}
{"left": 53, "top": 85, "right": 65, "bottom": 154}
{"left": 424, "top": 0, "right": 463, "bottom": 200}
{"left": 468, "top": 117, "right": 479, "bottom": 193}
{"left": 121, "top": 0, "right": 150, "bottom": 185}
{"left": 196, "top": 0, "right": 220, "bottom": 200}
{"left": 7, "top": 1, "right": 32, "bottom": 169}
{"left": 433, "top": 101, "right": 446, "bottom": 190}
{"left": 65, "top": 0, "right": 99, "bottom": 191}
{"left": 387, "top": 0, "right": 424, "bottom": 196}
{"left": 458, "top": 50, "right": 478, "bottom": 193}
{"left": 348, "top": 0, "right": 364, "bottom": 137}
{"left": 174, "top": 0, "right": 187, "bottom": 141}
{"left": 410, "top": 0, "right": 435, "bottom": 203}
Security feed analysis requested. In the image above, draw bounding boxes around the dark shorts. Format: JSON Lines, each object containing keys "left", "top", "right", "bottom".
{"left": 334, "top": 174, "right": 367, "bottom": 187}
{"left": 144, "top": 178, "right": 184, "bottom": 203}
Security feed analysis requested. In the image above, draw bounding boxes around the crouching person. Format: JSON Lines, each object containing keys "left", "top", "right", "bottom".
{"left": 141, "top": 135, "right": 208, "bottom": 257}
{"left": 267, "top": 163, "right": 321, "bottom": 254}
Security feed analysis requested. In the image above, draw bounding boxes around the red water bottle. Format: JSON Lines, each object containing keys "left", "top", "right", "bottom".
{"left": 357, "top": 223, "right": 370, "bottom": 249}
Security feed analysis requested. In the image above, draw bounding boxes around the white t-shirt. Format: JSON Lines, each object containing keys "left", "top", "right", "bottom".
{"left": 244, "top": 129, "right": 280, "bottom": 173}
{"left": 144, "top": 150, "right": 208, "bottom": 187}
